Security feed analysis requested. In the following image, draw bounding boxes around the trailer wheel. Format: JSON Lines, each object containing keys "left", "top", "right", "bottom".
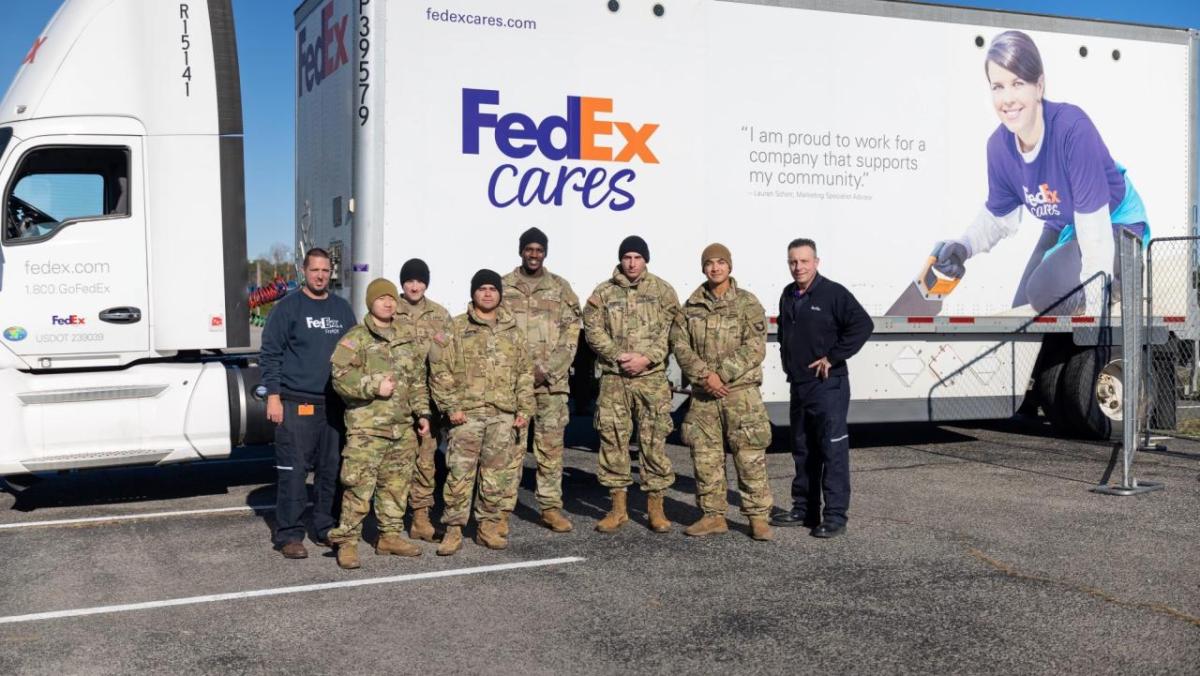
{"left": 1061, "top": 345, "right": 1116, "bottom": 440}
{"left": 1033, "top": 338, "right": 1073, "bottom": 435}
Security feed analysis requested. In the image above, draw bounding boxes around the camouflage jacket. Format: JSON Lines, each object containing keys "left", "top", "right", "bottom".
{"left": 331, "top": 317, "right": 431, "bottom": 439}
{"left": 395, "top": 296, "right": 452, "bottom": 404}
{"left": 430, "top": 304, "right": 535, "bottom": 418}
{"left": 670, "top": 279, "right": 767, "bottom": 392}
{"left": 502, "top": 267, "right": 581, "bottom": 395}
{"left": 582, "top": 267, "right": 679, "bottom": 377}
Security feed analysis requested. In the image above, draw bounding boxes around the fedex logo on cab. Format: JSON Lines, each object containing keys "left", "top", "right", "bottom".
{"left": 462, "top": 88, "right": 660, "bottom": 212}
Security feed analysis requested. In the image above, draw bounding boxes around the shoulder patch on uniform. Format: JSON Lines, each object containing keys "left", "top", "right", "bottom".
{"left": 432, "top": 331, "right": 448, "bottom": 346}
{"left": 586, "top": 295, "right": 602, "bottom": 308}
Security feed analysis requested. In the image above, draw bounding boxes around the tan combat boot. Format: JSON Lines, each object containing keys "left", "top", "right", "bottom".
{"left": 437, "top": 526, "right": 463, "bottom": 556}
{"left": 375, "top": 533, "right": 422, "bottom": 557}
{"left": 497, "top": 512, "right": 511, "bottom": 538}
{"left": 476, "top": 519, "right": 509, "bottom": 550}
{"left": 749, "top": 517, "right": 774, "bottom": 541}
{"left": 336, "top": 543, "right": 361, "bottom": 570}
{"left": 595, "top": 489, "right": 629, "bottom": 533}
{"left": 540, "top": 508, "right": 574, "bottom": 533}
{"left": 410, "top": 507, "right": 436, "bottom": 542}
{"left": 684, "top": 514, "right": 728, "bottom": 537}
{"left": 646, "top": 493, "right": 671, "bottom": 533}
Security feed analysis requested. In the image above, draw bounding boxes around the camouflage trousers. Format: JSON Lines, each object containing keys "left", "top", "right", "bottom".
{"left": 680, "top": 387, "right": 774, "bottom": 517}
{"left": 442, "top": 410, "right": 521, "bottom": 526}
{"left": 595, "top": 374, "right": 675, "bottom": 493}
{"left": 506, "top": 392, "right": 569, "bottom": 512}
{"left": 328, "top": 430, "right": 419, "bottom": 543}
{"left": 408, "top": 419, "right": 441, "bottom": 510}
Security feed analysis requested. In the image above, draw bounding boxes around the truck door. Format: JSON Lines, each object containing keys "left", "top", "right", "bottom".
{"left": 0, "top": 136, "right": 148, "bottom": 365}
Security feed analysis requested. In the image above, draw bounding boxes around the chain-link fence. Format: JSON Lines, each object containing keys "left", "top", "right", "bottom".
{"left": 1142, "top": 235, "right": 1200, "bottom": 442}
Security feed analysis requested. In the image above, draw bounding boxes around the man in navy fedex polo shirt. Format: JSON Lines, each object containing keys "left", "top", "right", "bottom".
{"left": 771, "top": 238, "right": 873, "bottom": 537}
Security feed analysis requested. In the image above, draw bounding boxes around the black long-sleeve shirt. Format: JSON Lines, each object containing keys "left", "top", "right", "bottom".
{"left": 778, "top": 274, "right": 873, "bottom": 384}
{"left": 260, "top": 289, "right": 356, "bottom": 400}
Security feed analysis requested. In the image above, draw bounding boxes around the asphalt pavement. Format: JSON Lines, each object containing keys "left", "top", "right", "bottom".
{"left": 0, "top": 417, "right": 1196, "bottom": 675}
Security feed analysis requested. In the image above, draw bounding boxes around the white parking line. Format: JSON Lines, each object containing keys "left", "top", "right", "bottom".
{"left": 0, "top": 557, "right": 585, "bottom": 625}
{"left": 0, "top": 504, "right": 282, "bottom": 530}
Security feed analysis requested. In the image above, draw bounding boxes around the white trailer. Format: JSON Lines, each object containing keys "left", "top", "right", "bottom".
{"left": 0, "top": 0, "right": 1195, "bottom": 482}
{"left": 295, "top": 0, "right": 1198, "bottom": 438}
{"left": 0, "top": 0, "right": 272, "bottom": 481}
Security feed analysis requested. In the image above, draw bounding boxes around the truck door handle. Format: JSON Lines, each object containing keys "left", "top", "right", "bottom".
{"left": 99, "top": 306, "right": 142, "bottom": 324}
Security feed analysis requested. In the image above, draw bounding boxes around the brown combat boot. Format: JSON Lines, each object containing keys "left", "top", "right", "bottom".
{"left": 476, "top": 519, "right": 509, "bottom": 550}
{"left": 684, "top": 514, "right": 728, "bottom": 537}
{"left": 336, "top": 543, "right": 360, "bottom": 570}
{"left": 646, "top": 493, "right": 671, "bottom": 533}
{"left": 540, "top": 508, "right": 574, "bottom": 533}
{"left": 410, "top": 507, "right": 436, "bottom": 542}
{"left": 595, "top": 489, "right": 629, "bottom": 533}
{"left": 498, "top": 512, "right": 511, "bottom": 537}
{"left": 750, "top": 517, "right": 774, "bottom": 541}
{"left": 375, "top": 533, "right": 422, "bottom": 557}
{"left": 437, "top": 526, "right": 463, "bottom": 556}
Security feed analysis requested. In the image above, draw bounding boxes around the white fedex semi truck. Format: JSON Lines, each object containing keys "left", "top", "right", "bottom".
{"left": 0, "top": 0, "right": 273, "bottom": 482}
{"left": 295, "top": 0, "right": 1197, "bottom": 437}
{"left": 0, "top": 0, "right": 1195, "bottom": 482}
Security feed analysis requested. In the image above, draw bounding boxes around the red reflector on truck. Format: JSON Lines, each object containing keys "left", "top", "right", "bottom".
{"left": 768, "top": 316, "right": 778, "bottom": 324}
{"left": 1071, "top": 317, "right": 1096, "bottom": 324}
{"left": 1164, "top": 316, "right": 1186, "bottom": 323}
{"left": 1033, "top": 317, "right": 1058, "bottom": 324}
{"left": 906, "top": 317, "right": 935, "bottom": 324}
{"left": 947, "top": 317, "right": 974, "bottom": 324}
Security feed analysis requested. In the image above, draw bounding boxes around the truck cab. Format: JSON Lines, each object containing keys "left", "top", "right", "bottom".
{"left": 0, "top": 0, "right": 265, "bottom": 478}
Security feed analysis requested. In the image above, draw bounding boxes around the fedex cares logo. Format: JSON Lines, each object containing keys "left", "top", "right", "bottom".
{"left": 462, "top": 88, "right": 660, "bottom": 212}
{"left": 297, "top": 1, "right": 349, "bottom": 96}
{"left": 1023, "top": 183, "right": 1061, "bottom": 218}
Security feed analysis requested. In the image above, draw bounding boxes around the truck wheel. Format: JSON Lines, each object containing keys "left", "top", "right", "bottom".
{"left": 1148, "top": 340, "right": 1179, "bottom": 431}
{"left": 1, "top": 474, "right": 41, "bottom": 494}
{"left": 1061, "top": 345, "right": 1116, "bottom": 440}
{"left": 1033, "top": 337, "right": 1073, "bottom": 435}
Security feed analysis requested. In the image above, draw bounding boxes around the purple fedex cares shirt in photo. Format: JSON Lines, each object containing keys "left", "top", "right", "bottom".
{"left": 984, "top": 100, "right": 1127, "bottom": 232}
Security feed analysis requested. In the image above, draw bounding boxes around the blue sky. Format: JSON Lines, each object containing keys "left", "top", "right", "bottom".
{"left": 0, "top": 0, "right": 1196, "bottom": 259}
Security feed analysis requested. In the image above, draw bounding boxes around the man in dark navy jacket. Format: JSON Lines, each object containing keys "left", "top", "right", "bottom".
{"left": 771, "top": 238, "right": 873, "bottom": 537}
{"left": 260, "top": 248, "right": 357, "bottom": 558}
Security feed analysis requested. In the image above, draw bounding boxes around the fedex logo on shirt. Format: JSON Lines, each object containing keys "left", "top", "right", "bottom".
{"left": 306, "top": 316, "right": 345, "bottom": 333}
{"left": 1023, "top": 183, "right": 1061, "bottom": 218}
{"left": 461, "top": 88, "right": 661, "bottom": 212}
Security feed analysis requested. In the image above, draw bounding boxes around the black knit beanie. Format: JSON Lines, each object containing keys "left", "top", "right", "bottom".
{"left": 470, "top": 269, "right": 504, "bottom": 299}
{"left": 618, "top": 235, "right": 650, "bottom": 262}
{"left": 399, "top": 258, "right": 430, "bottom": 286}
{"left": 519, "top": 227, "right": 549, "bottom": 253}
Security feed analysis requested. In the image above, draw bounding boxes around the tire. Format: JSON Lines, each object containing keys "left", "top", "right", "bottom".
{"left": 1060, "top": 345, "right": 1116, "bottom": 440}
{"left": 1032, "top": 337, "right": 1073, "bottom": 435}
{"left": 1148, "top": 341, "right": 1179, "bottom": 431}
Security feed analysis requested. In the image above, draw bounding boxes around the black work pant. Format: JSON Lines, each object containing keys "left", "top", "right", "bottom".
{"left": 788, "top": 375, "right": 851, "bottom": 526}
{"left": 273, "top": 398, "right": 341, "bottom": 546}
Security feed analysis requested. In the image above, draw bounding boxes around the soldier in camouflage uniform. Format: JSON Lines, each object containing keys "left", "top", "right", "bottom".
{"left": 502, "top": 227, "right": 581, "bottom": 534}
{"left": 328, "top": 278, "right": 433, "bottom": 569}
{"left": 394, "top": 258, "right": 453, "bottom": 542}
{"left": 670, "top": 244, "right": 774, "bottom": 541}
{"left": 582, "top": 236, "right": 679, "bottom": 533}
{"left": 430, "top": 269, "right": 534, "bottom": 555}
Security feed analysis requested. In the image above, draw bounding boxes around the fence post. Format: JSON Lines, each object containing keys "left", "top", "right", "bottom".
{"left": 1092, "top": 229, "right": 1164, "bottom": 496}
